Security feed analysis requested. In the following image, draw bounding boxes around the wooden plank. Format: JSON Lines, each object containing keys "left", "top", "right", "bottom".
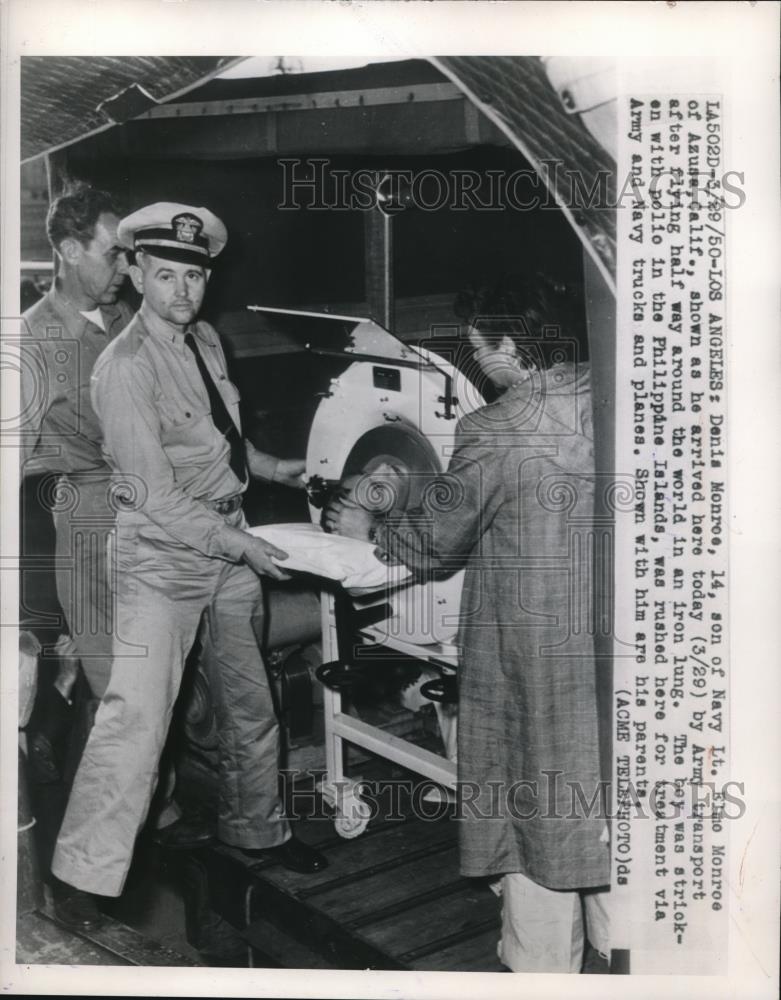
{"left": 205, "top": 804, "right": 431, "bottom": 878}
{"left": 360, "top": 882, "right": 500, "bottom": 957}
{"left": 193, "top": 774, "right": 504, "bottom": 972}
{"left": 16, "top": 911, "right": 131, "bottom": 966}
{"left": 307, "top": 845, "right": 461, "bottom": 925}
{"left": 411, "top": 927, "right": 506, "bottom": 972}
{"left": 186, "top": 848, "right": 374, "bottom": 967}
{"left": 27, "top": 908, "right": 202, "bottom": 967}
{"left": 199, "top": 811, "right": 501, "bottom": 972}
{"left": 298, "top": 837, "right": 455, "bottom": 903}
{"left": 265, "top": 817, "right": 455, "bottom": 895}
{"left": 244, "top": 916, "right": 338, "bottom": 970}
{"left": 139, "top": 83, "right": 463, "bottom": 119}
{"left": 245, "top": 878, "right": 406, "bottom": 971}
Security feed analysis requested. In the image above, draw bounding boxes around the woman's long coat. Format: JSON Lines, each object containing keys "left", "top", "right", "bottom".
{"left": 379, "top": 363, "right": 610, "bottom": 889}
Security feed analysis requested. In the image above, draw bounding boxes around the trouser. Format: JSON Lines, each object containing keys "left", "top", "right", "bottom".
{"left": 29, "top": 475, "right": 181, "bottom": 877}
{"left": 52, "top": 474, "right": 180, "bottom": 830}
{"left": 498, "top": 872, "right": 611, "bottom": 973}
{"left": 52, "top": 473, "right": 115, "bottom": 699}
{"left": 52, "top": 517, "right": 289, "bottom": 897}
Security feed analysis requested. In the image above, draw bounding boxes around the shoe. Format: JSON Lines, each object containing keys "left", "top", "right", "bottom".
{"left": 236, "top": 834, "right": 328, "bottom": 874}
{"left": 26, "top": 684, "right": 75, "bottom": 784}
{"left": 152, "top": 814, "right": 216, "bottom": 851}
{"left": 51, "top": 882, "right": 104, "bottom": 932}
{"left": 27, "top": 732, "right": 61, "bottom": 784}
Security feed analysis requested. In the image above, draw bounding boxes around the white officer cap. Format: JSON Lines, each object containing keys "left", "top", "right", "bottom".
{"left": 118, "top": 202, "right": 228, "bottom": 268}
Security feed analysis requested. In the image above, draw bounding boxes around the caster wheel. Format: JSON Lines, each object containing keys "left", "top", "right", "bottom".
{"left": 317, "top": 778, "right": 372, "bottom": 839}
{"left": 334, "top": 796, "right": 372, "bottom": 839}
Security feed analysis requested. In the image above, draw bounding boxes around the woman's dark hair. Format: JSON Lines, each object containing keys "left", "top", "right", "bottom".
{"left": 454, "top": 272, "right": 589, "bottom": 369}
{"left": 20, "top": 278, "right": 42, "bottom": 311}
{"left": 46, "top": 182, "right": 123, "bottom": 252}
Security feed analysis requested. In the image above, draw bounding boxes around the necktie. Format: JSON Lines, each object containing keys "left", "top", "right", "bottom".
{"left": 184, "top": 332, "right": 246, "bottom": 485}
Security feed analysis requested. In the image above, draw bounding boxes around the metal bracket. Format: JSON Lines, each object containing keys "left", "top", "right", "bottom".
{"left": 435, "top": 374, "right": 458, "bottom": 420}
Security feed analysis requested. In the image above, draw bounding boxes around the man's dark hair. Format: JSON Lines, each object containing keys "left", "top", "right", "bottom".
{"left": 46, "top": 183, "right": 122, "bottom": 252}
{"left": 454, "top": 272, "right": 589, "bottom": 369}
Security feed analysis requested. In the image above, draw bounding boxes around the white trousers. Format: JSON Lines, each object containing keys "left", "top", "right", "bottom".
{"left": 498, "top": 872, "right": 610, "bottom": 973}
{"left": 52, "top": 531, "right": 288, "bottom": 898}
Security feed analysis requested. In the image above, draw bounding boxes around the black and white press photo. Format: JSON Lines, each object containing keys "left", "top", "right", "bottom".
{"left": 1, "top": 2, "right": 779, "bottom": 998}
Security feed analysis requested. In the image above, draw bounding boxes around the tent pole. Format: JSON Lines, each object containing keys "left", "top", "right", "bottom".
{"left": 363, "top": 176, "right": 394, "bottom": 331}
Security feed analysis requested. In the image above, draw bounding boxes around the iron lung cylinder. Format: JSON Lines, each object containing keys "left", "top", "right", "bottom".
{"left": 305, "top": 320, "right": 484, "bottom": 645}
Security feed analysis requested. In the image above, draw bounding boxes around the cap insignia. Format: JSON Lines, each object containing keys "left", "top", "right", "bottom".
{"left": 171, "top": 213, "right": 203, "bottom": 245}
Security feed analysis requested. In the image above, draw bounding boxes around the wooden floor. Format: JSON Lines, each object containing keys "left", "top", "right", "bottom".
{"left": 189, "top": 783, "right": 505, "bottom": 972}
{"left": 16, "top": 700, "right": 507, "bottom": 972}
{"left": 16, "top": 908, "right": 201, "bottom": 967}
{"left": 15, "top": 696, "right": 607, "bottom": 972}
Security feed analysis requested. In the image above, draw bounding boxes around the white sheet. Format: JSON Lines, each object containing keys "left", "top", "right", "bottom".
{"left": 245, "top": 522, "right": 411, "bottom": 592}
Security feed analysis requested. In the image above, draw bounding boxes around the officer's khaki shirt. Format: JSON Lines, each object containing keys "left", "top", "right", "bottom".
{"left": 20, "top": 284, "right": 134, "bottom": 476}
{"left": 91, "top": 305, "right": 248, "bottom": 562}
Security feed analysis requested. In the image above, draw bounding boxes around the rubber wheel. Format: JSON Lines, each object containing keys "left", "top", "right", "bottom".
{"left": 334, "top": 797, "right": 372, "bottom": 839}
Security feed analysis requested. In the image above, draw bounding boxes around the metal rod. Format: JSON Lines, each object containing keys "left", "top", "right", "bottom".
{"left": 305, "top": 345, "right": 435, "bottom": 372}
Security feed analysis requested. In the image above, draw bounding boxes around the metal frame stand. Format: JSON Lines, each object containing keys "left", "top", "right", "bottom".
{"left": 317, "top": 591, "right": 458, "bottom": 838}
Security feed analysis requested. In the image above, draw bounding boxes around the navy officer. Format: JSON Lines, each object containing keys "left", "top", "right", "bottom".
{"left": 51, "top": 202, "right": 326, "bottom": 919}
{"left": 20, "top": 186, "right": 214, "bottom": 924}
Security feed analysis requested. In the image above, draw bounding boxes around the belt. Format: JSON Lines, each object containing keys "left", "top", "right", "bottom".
{"left": 204, "top": 493, "right": 244, "bottom": 515}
